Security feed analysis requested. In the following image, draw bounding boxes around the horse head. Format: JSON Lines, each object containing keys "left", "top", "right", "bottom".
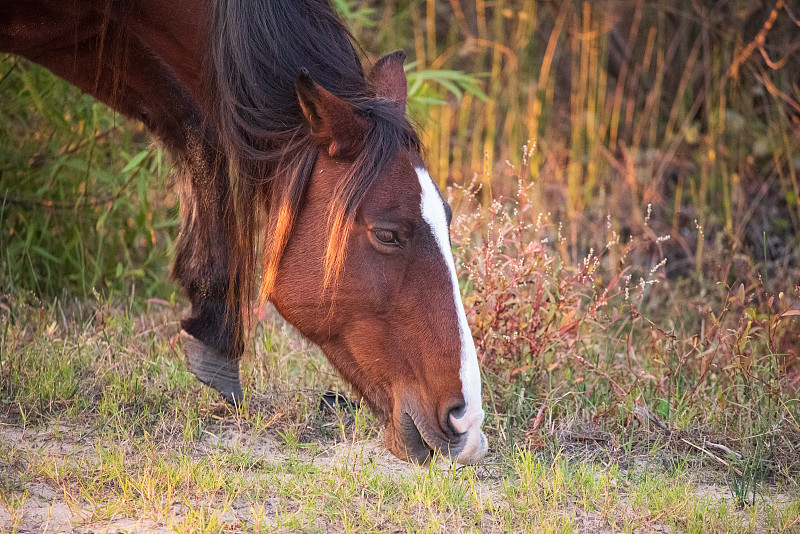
{"left": 269, "top": 52, "right": 488, "bottom": 464}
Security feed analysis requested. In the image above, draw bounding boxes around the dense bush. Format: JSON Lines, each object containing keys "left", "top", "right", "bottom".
{"left": 0, "top": 56, "right": 177, "bottom": 300}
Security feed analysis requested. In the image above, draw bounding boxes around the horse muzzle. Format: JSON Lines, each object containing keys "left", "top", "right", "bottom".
{"left": 447, "top": 405, "right": 489, "bottom": 464}
{"left": 385, "top": 398, "right": 488, "bottom": 465}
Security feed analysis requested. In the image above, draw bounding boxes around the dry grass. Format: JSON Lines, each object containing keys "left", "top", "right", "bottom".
{"left": 364, "top": 1, "right": 800, "bottom": 286}
{"left": 448, "top": 153, "right": 800, "bottom": 498}
{"left": 0, "top": 303, "right": 798, "bottom": 533}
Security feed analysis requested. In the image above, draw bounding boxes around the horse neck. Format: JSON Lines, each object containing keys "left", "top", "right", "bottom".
{"left": 127, "top": 0, "right": 213, "bottom": 110}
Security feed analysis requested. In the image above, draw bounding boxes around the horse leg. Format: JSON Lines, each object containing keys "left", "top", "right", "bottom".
{"left": 172, "top": 152, "right": 244, "bottom": 405}
{"left": 1, "top": 12, "right": 244, "bottom": 403}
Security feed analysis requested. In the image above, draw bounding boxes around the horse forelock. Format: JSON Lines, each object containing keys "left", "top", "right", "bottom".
{"left": 261, "top": 102, "right": 420, "bottom": 307}
{"left": 321, "top": 102, "right": 420, "bottom": 293}
{"left": 207, "top": 0, "right": 420, "bottom": 316}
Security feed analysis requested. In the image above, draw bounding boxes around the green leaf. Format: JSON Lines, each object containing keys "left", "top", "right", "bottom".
{"left": 122, "top": 149, "right": 151, "bottom": 174}
{"left": 30, "top": 245, "right": 61, "bottom": 263}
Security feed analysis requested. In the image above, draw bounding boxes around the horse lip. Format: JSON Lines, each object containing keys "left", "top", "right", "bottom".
{"left": 391, "top": 410, "right": 434, "bottom": 464}
{"left": 403, "top": 402, "right": 488, "bottom": 465}
{"left": 406, "top": 411, "right": 436, "bottom": 453}
{"left": 392, "top": 400, "right": 483, "bottom": 464}
{"left": 404, "top": 406, "right": 461, "bottom": 460}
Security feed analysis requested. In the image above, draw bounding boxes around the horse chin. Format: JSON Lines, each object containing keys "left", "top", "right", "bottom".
{"left": 384, "top": 411, "right": 433, "bottom": 464}
{"left": 385, "top": 403, "right": 459, "bottom": 464}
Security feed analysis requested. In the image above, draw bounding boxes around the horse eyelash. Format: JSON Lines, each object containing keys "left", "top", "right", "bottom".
{"left": 374, "top": 229, "right": 401, "bottom": 246}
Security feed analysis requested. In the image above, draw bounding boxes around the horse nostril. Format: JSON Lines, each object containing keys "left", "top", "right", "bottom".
{"left": 445, "top": 403, "right": 467, "bottom": 435}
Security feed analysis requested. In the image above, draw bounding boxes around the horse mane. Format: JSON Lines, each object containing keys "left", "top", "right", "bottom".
{"left": 207, "top": 0, "right": 420, "bottom": 322}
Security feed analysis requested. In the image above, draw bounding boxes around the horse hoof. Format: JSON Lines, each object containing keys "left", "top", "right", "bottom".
{"left": 180, "top": 330, "right": 243, "bottom": 405}
{"left": 319, "top": 391, "right": 360, "bottom": 413}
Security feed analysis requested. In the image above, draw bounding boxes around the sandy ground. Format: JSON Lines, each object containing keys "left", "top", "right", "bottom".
{"left": 1, "top": 420, "right": 775, "bottom": 534}
{"left": 0, "top": 420, "right": 423, "bottom": 533}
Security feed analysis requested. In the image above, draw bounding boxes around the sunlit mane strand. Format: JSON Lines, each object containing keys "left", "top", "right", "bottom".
{"left": 207, "top": 0, "right": 419, "bottom": 320}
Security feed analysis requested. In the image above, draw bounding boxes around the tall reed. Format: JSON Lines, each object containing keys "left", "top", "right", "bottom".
{"left": 357, "top": 0, "right": 800, "bottom": 280}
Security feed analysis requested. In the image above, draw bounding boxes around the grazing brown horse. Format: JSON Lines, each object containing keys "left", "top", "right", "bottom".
{"left": 0, "top": 0, "right": 487, "bottom": 464}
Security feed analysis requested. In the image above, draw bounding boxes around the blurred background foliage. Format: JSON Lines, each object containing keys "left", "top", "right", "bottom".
{"left": 0, "top": 58, "right": 177, "bottom": 299}
{"left": 354, "top": 0, "right": 800, "bottom": 287}
{"left": 1, "top": 0, "right": 799, "bottom": 299}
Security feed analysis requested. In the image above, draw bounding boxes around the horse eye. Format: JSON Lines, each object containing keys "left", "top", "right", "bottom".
{"left": 373, "top": 229, "right": 398, "bottom": 245}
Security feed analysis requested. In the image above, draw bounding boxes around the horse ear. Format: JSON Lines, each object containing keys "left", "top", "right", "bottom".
{"left": 295, "top": 70, "right": 367, "bottom": 159}
{"left": 368, "top": 50, "right": 407, "bottom": 111}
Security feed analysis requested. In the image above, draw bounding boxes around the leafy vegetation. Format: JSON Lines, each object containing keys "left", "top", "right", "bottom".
{"left": 2, "top": 1, "right": 800, "bottom": 532}
{"left": 0, "top": 56, "right": 177, "bottom": 299}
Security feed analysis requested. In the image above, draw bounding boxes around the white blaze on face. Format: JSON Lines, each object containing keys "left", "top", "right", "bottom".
{"left": 416, "top": 167, "right": 488, "bottom": 464}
